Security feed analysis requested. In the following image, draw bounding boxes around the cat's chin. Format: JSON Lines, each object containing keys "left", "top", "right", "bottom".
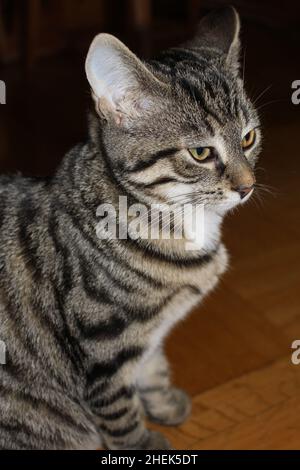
{"left": 213, "top": 191, "right": 248, "bottom": 215}
{"left": 240, "top": 188, "right": 254, "bottom": 204}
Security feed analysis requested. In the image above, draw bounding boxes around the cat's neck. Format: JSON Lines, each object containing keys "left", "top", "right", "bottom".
{"left": 56, "top": 139, "right": 223, "bottom": 260}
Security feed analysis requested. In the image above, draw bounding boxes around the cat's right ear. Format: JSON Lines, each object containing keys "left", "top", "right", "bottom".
{"left": 85, "top": 34, "right": 162, "bottom": 126}
{"left": 186, "top": 6, "right": 241, "bottom": 74}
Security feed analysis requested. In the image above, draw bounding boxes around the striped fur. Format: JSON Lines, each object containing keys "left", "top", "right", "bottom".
{"left": 0, "top": 7, "right": 261, "bottom": 449}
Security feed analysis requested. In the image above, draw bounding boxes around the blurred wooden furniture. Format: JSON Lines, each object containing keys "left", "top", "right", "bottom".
{"left": 1, "top": 0, "right": 299, "bottom": 67}
{"left": 0, "top": 0, "right": 42, "bottom": 65}
{"left": 0, "top": 0, "right": 20, "bottom": 63}
{"left": 127, "top": 0, "right": 152, "bottom": 56}
{"left": 0, "top": 0, "right": 198, "bottom": 65}
{"left": 129, "top": 0, "right": 152, "bottom": 30}
{"left": 21, "top": 0, "right": 41, "bottom": 69}
{"left": 0, "top": 0, "right": 107, "bottom": 67}
{"left": 0, "top": 10, "right": 5, "bottom": 61}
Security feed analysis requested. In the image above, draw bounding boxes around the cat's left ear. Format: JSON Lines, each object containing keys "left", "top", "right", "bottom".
{"left": 85, "top": 33, "right": 164, "bottom": 126}
{"left": 187, "top": 6, "right": 241, "bottom": 74}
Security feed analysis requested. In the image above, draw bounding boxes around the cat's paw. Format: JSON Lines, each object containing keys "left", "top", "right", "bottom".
{"left": 139, "top": 430, "right": 172, "bottom": 450}
{"left": 144, "top": 387, "right": 192, "bottom": 426}
{"left": 106, "top": 430, "right": 172, "bottom": 451}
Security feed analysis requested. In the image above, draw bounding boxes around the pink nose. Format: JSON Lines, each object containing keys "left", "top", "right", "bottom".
{"left": 234, "top": 184, "right": 254, "bottom": 199}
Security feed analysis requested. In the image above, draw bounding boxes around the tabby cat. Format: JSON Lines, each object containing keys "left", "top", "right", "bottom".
{"left": 0, "top": 6, "right": 261, "bottom": 450}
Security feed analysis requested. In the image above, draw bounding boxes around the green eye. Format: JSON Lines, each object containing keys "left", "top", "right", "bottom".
{"left": 189, "top": 147, "right": 211, "bottom": 162}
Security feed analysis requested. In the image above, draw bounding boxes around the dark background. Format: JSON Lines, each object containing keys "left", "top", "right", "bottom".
{"left": 1, "top": 0, "right": 300, "bottom": 449}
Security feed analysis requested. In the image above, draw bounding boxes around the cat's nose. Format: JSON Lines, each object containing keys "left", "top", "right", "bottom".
{"left": 234, "top": 184, "right": 254, "bottom": 199}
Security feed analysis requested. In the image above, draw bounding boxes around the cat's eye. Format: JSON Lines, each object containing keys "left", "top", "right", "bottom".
{"left": 242, "top": 129, "right": 256, "bottom": 150}
{"left": 189, "top": 147, "right": 212, "bottom": 162}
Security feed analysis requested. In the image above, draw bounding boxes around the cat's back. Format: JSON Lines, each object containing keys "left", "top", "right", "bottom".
{"left": 0, "top": 173, "right": 51, "bottom": 235}
{"left": 0, "top": 174, "right": 53, "bottom": 305}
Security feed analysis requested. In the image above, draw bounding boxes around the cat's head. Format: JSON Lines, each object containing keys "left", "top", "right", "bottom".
{"left": 85, "top": 6, "right": 261, "bottom": 214}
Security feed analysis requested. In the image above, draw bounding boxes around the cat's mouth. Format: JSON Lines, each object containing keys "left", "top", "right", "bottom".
{"left": 228, "top": 185, "right": 255, "bottom": 206}
{"left": 214, "top": 187, "right": 254, "bottom": 214}
{"left": 240, "top": 187, "right": 254, "bottom": 203}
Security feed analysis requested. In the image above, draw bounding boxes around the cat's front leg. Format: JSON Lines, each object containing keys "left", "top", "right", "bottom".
{"left": 86, "top": 368, "right": 171, "bottom": 450}
{"left": 137, "top": 349, "right": 191, "bottom": 426}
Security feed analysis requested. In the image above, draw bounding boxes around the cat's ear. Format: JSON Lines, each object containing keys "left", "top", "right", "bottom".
{"left": 187, "top": 6, "right": 241, "bottom": 73}
{"left": 85, "top": 34, "right": 161, "bottom": 125}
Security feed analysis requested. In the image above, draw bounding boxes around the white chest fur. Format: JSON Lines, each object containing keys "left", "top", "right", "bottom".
{"left": 202, "top": 210, "right": 223, "bottom": 252}
{"left": 183, "top": 208, "right": 223, "bottom": 252}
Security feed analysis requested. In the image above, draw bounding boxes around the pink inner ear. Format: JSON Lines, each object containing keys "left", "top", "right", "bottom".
{"left": 92, "top": 93, "right": 123, "bottom": 126}
{"left": 86, "top": 34, "right": 162, "bottom": 126}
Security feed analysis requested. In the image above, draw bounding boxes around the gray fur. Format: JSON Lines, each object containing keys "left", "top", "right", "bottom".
{"left": 0, "top": 7, "right": 261, "bottom": 449}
